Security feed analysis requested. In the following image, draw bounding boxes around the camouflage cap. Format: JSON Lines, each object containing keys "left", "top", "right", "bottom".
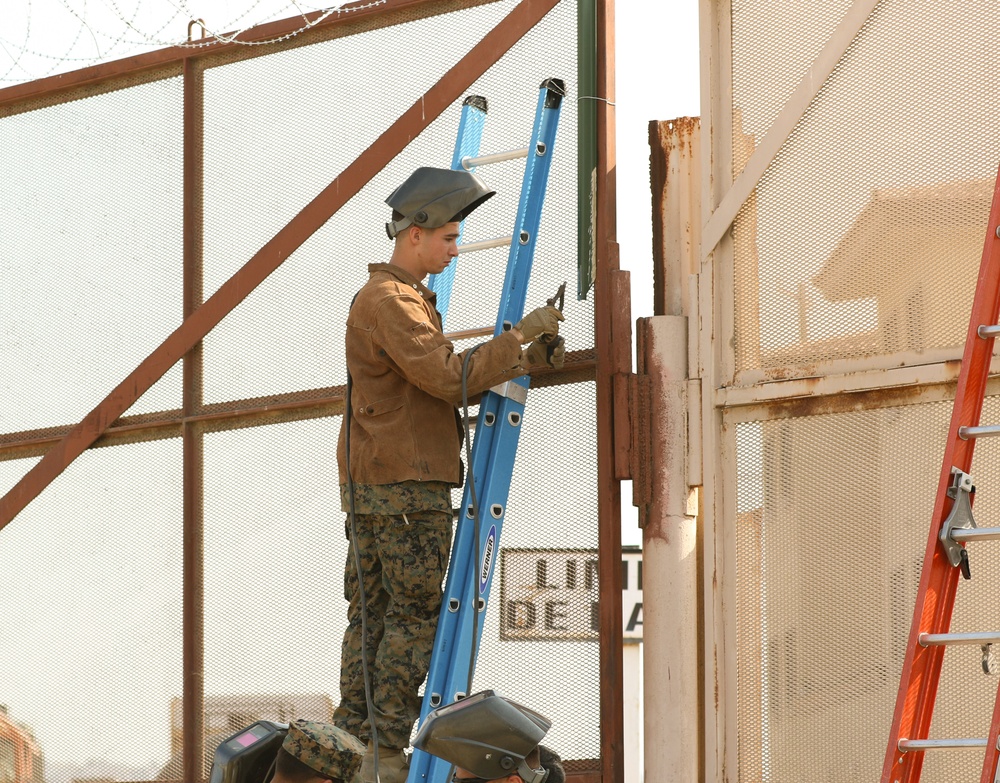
{"left": 281, "top": 720, "right": 365, "bottom": 782}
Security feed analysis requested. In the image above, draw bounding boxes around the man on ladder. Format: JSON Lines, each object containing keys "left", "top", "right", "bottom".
{"left": 335, "top": 166, "right": 566, "bottom": 783}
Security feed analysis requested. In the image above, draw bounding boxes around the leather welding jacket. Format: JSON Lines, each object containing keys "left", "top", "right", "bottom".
{"left": 337, "top": 263, "right": 524, "bottom": 487}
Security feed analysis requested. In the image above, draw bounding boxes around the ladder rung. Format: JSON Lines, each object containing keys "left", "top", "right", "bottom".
{"left": 458, "top": 236, "right": 513, "bottom": 253}
{"left": 898, "top": 738, "right": 989, "bottom": 752}
{"left": 443, "top": 326, "right": 494, "bottom": 341}
{"left": 919, "top": 632, "right": 1000, "bottom": 646}
{"left": 461, "top": 148, "right": 529, "bottom": 169}
{"left": 950, "top": 526, "right": 1000, "bottom": 543}
{"left": 978, "top": 324, "right": 1000, "bottom": 338}
{"left": 958, "top": 424, "right": 1000, "bottom": 439}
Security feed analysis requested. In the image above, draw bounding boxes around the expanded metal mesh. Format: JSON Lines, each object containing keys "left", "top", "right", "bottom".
{"left": 735, "top": 396, "right": 1000, "bottom": 782}
{"left": 730, "top": 0, "right": 1000, "bottom": 378}
{"left": 0, "top": 441, "right": 183, "bottom": 783}
{"left": 200, "top": 2, "right": 587, "bottom": 403}
{"left": 0, "top": 78, "right": 185, "bottom": 435}
{"left": 723, "top": 5, "right": 1000, "bottom": 777}
{"left": 0, "top": 1, "right": 596, "bottom": 780}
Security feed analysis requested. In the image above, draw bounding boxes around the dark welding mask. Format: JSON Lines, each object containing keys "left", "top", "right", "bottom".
{"left": 208, "top": 720, "right": 287, "bottom": 783}
{"left": 385, "top": 167, "right": 495, "bottom": 239}
{"left": 412, "top": 690, "right": 551, "bottom": 783}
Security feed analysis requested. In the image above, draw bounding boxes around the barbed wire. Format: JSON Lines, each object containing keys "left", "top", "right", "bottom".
{"left": 0, "top": 0, "right": 387, "bottom": 84}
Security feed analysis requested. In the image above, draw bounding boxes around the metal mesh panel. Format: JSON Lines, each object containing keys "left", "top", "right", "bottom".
{"left": 197, "top": 417, "right": 346, "bottom": 773}
{"left": 475, "top": 381, "right": 600, "bottom": 764}
{"left": 734, "top": 395, "right": 1000, "bottom": 782}
{"left": 0, "top": 1, "right": 596, "bottom": 779}
{"left": 730, "top": 0, "right": 1000, "bottom": 378}
{"left": 0, "top": 78, "right": 185, "bottom": 434}
{"left": 731, "top": 1, "right": 850, "bottom": 176}
{"left": 0, "top": 439, "right": 183, "bottom": 783}
{"left": 197, "top": 381, "right": 600, "bottom": 766}
{"left": 201, "top": 0, "right": 589, "bottom": 404}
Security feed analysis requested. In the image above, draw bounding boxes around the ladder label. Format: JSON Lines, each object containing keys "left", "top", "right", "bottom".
{"left": 480, "top": 525, "right": 497, "bottom": 594}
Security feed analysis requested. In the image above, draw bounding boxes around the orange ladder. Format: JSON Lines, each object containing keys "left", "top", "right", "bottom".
{"left": 883, "top": 162, "right": 1000, "bottom": 783}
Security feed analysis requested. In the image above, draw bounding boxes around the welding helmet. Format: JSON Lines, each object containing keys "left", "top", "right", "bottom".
{"left": 412, "top": 690, "right": 551, "bottom": 783}
{"left": 385, "top": 167, "right": 495, "bottom": 239}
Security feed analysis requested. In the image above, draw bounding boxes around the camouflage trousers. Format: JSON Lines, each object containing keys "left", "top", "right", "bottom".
{"left": 333, "top": 509, "right": 452, "bottom": 749}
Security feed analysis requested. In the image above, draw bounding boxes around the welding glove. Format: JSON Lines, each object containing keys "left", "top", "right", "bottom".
{"left": 524, "top": 335, "right": 566, "bottom": 369}
{"left": 515, "top": 306, "right": 564, "bottom": 343}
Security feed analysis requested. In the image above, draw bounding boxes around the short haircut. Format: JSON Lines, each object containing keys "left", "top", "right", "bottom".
{"left": 536, "top": 744, "right": 565, "bottom": 783}
{"left": 274, "top": 746, "right": 339, "bottom": 783}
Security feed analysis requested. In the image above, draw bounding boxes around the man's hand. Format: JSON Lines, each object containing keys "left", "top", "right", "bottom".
{"left": 515, "top": 306, "right": 564, "bottom": 343}
{"left": 524, "top": 335, "right": 565, "bottom": 369}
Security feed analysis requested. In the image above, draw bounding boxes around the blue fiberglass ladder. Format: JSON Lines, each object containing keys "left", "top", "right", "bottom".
{"left": 408, "top": 77, "right": 565, "bottom": 783}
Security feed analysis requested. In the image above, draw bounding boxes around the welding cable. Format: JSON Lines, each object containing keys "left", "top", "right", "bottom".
{"left": 343, "top": 368, "right": 383, "bottom": 781}
{"left": 344, "top": 337, "right": 488, "bottom": 783}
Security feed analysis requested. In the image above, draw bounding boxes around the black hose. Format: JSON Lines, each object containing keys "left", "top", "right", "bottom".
{"left": 344, "top": 369, "right": 382, "bottom": 780}
{"left": 345, "top": 335, "right": 486, "bottom": 783}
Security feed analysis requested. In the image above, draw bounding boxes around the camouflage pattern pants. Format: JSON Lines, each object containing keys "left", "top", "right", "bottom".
{"left": 333, "top": 509, "right": 452, "bottom": 749}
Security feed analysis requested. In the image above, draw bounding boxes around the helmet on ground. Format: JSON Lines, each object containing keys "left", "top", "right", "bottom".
{"left": 412, "top": 690, "right": 551, "bottom": 783}
{"left": 385, "top": 166, "right": 494, "bottom": 239}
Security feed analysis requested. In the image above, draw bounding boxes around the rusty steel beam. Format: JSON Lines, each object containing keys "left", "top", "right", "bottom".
{"left": 0, "top": 350, "right": 597, "bottom": 462}
{"left": 0, "top": 391, "right": 345, "bottom": 460}
{"left": 0, "top": 0, "right": 561, "bottom": 533}
{"left": 0, "top": 357, "right": 588, "bottom": 517}
{"left": 594, "top": 0, "right": 624, "bottom": 782}
{"left": 181, "top": 56, "right": 207, "bottom": 783}
{"left": 0, "top": 0, "right": 502, "bottom": 113}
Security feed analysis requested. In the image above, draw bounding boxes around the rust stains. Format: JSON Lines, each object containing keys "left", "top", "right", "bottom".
{"left": 650, "top": 117, "right": 701, "bottom": 317}
{"left": 749, "top": 377, "right": 958, "bottom": 421}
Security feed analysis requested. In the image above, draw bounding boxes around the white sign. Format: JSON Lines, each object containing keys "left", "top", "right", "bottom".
{"left": 621, "top": 546, "right": 643, "bottom": 642}
{"left": 499, "top": 547, "right": 642, "bottom": 642}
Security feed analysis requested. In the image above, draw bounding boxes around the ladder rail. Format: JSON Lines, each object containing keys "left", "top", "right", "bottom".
{"left": 428, "top": 95, "right": 488, "bottom": 327}
{"left": 408, "top": 78, "right": 564, "bottom": 783}
{"left": 882, "top": 161, "right": 1000, "bottom": 783}
{"left": 493, "top": 81, "right": 565, "bottom": 333}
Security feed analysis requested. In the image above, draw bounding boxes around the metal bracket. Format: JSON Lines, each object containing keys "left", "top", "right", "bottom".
{"left": 940, "top": 468, "right": 977, "bottom": 579}
{"left": 489, "top": 380, "right": 528, "bottom": 405}
{"left": 983, "top": 643, "right": 996, "bottom": 675}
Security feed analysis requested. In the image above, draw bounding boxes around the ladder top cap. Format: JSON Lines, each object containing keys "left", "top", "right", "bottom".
{"left": 463, "top": 95, "right": 488, "bottom": 113}
{"left": 541, "top": 78, "right": 566, "bottom": 108}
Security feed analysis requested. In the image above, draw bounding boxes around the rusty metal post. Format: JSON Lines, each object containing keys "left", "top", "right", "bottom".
{"left": 698, "top": 0, "right": 736, "bottom": 778}
{"left": 182, "top": 55, "right": 206, "bottom": 783}
{"left": 636, "top": 316, "right": 699, "bottom": 782}
{"left": 594, "top": 0, "right": 624, "bottom": 781}
{"left": 643, "top": 117, "right": 703, "bottom": 783}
